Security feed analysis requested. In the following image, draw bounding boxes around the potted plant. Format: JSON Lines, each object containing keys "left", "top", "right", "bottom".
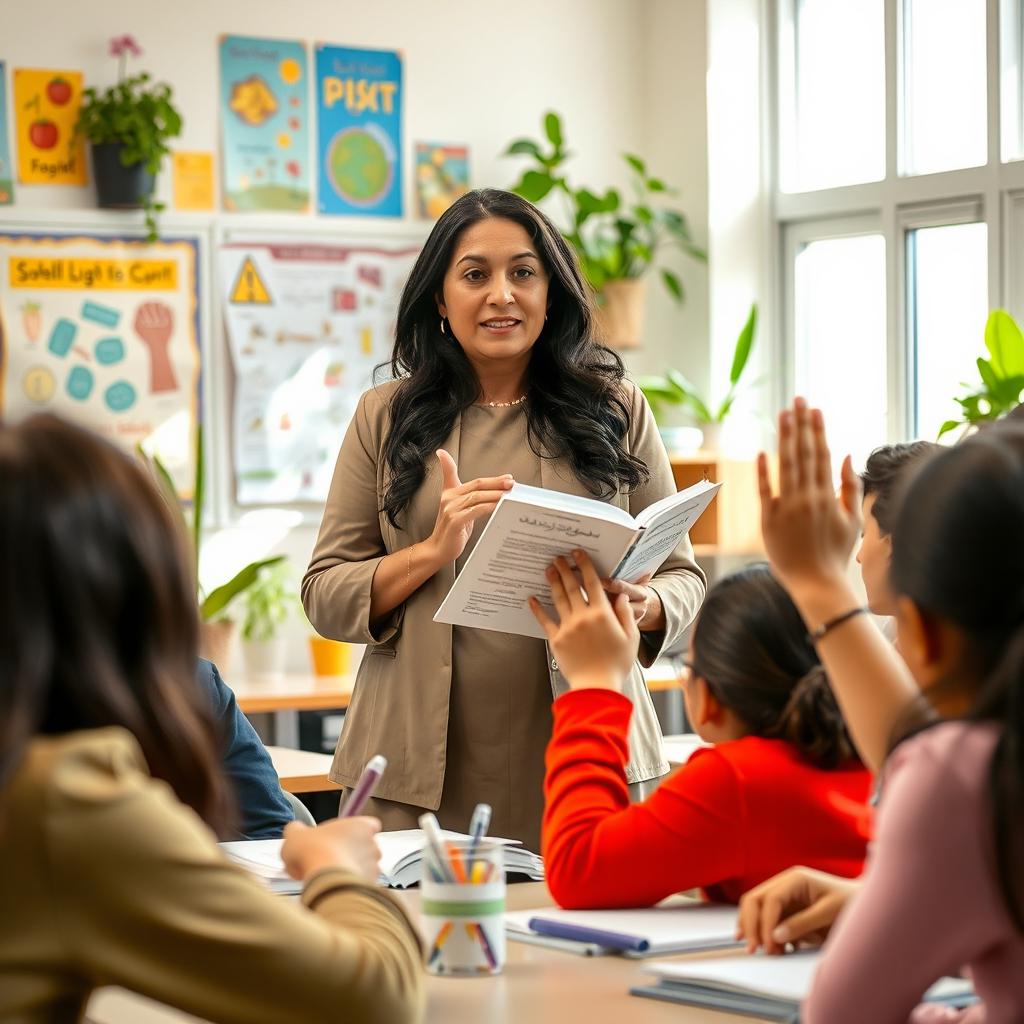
{"left": 137, "top": 423, "right": 284, "bottom": 666}
{"left": 636, "top": 303, "right": 758, "bottom": 451}
{"left": 73, "top": 35, "right": 182, "bottom": 242}
{"left": 937, "top": 309, "right": 1024, "bottom": 438}
{"left": 239, "top": 562, "right": 293, "bottom": 679}
{"left": 503, "top": 111, "right": 706, "bottom": 348}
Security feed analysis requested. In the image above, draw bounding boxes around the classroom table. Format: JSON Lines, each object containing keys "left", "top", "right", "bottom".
{"left": 231, "top": 672, "right": 355, "bottom": 747}
{"left": 265, "top": 744, "right": 341, "bottom": 794}
{"left": 85, "top": 883, "right": 767, "bottom": 1024}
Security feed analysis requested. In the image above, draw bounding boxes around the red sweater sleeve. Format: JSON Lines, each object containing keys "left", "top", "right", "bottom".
{"left": 542, "top": 688, "right": 746, "bottom": 909}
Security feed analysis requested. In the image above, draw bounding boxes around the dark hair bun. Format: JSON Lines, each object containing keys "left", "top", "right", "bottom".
{"left": 773, "top": 666, "right": 857, "bottom": 770}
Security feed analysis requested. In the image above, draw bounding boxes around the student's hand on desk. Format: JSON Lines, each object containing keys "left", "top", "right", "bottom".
{"left": 758, "top": 398, "right": 863, "bottom": 616}
{"left": 600, "top": 573, "right": 666, "bottom": 631}
{"left": 281, "top": 816, "right": 383, "bottom": 884}
{"left": 736, "top": 866, "right": 860, "bottom": 955}
{"left": 424, "top": 449, "right": 514, "bottom": 566}
{"left": 529, "top": 550, "right": 638, "bottom": 691}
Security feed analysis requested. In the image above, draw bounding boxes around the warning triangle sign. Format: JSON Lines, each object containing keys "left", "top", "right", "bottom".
{"left": 230, "top": 257, "right": 272, "bottom": 305}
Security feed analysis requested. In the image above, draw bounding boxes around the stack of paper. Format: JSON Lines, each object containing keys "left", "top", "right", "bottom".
{"left": 505, "top": 903, "right": 741, "bottom": 958}
{"left": 632, "top": 951, "right": 976, "bottom": 1019}
{"left": 221, "top": 829, "right": 543, "bottom": 891}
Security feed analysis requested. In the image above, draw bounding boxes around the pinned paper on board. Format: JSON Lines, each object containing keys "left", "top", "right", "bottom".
{"left": 13, "top": 68, "right": 87, "bottom": 185}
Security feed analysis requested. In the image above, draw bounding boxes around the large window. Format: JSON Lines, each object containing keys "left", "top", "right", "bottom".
{"left": 774, "top": 0, "right": 1024, "bottom": 457}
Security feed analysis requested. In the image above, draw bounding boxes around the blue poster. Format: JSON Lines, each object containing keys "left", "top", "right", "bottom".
{"left": 315, "top": 45, "right": 402, "bottom": 217}
{"left": 219, "top": 36, "right": 310, "bottom": 212}
{"left": 0, "top": 63, "right": 13, "bottom": 205}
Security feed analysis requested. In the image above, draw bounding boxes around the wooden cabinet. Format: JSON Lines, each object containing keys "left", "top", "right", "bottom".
{"left": 670, "top": 453, "right": 765, "bottom": 556}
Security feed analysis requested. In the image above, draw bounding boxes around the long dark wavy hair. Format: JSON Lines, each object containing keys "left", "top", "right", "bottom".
{"left": 380, "top": 188, "right": 648, "bottom": 528}
{"left": 689, "top": 564, "right": 857, "bottom": 770}
{"left": 0, "top": 414, "right": 233, "bottom": 833}
{"left": 887, "top": 421, "right": 1024, "bottom": 931}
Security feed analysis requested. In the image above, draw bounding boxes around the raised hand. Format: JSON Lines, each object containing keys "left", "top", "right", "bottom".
{"left": 529, "top": 550, "right": 639, "bottom": 692}
{"left": 757, "top": 398, "right": 862, "bottom": 602}
{"left": 425, "top": 449, "right": 513, "bottom": 565}
{"left": 280, "top": 816, "right": 383, "bottom": 884}
{"left": 736, "top": 866, "right": 859, "bottom": 955}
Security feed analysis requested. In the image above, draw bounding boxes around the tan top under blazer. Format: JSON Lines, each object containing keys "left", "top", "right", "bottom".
{"left": 303, "top": 379, "right": 707, "bottom": 809}
{"left": 0, "top": 728, "right": 424, "bottom": 1024}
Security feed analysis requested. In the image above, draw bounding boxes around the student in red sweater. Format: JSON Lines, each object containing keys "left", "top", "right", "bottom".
{"left": 529, "top": 555, "right": 872, "bottom": 909}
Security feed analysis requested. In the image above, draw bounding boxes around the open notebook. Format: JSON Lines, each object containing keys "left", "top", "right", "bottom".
{"left": 221, "top": 829, "right": 543, "bottom": 892}
{"left": 505, "top": 903, "right": 741, "bottom": 958}
{"left": 632, "top": 951, "right": 977, "bottom": 1019}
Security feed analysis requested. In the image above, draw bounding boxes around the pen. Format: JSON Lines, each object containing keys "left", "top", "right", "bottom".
{"left": 419, "top": 812, "right": 456, "bottom": 883}
{"left": 466, "top": 802, "right": 491, "bottom": 876}
{"left": 338, "top": 754, "right": 387, "bottom": 818}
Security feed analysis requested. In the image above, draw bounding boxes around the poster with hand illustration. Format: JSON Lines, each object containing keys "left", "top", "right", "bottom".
{"left": 219, "top": 36, "right": 310, "bottom": 212}
{"left": 0, "top": 233, "right": 201, "bottom": 492}
{"left": 219, "top": 237, "right": 419, "bottom": 504}
{"left": 13, "top": 68, "right": 87, "bottom": 185}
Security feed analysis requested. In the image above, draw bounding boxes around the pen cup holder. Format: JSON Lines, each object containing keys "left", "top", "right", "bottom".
{"left": 421, "top": 842, "right": 505, "bottom": 976}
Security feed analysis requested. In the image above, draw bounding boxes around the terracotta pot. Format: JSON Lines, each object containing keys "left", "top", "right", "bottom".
{"left": 199, "top": 618, "right": 237, "bottom": 670}
{"left": 595, "top": 278, "right": 647, "bottom": 349}
{"left": 308, "top": 635, "right": 350, "bottom": 676}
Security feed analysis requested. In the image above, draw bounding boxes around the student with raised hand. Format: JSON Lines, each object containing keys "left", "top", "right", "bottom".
{"left": 740, "top": 401, "right": 1024, "bottom": 1023}
{"left": 529, "top": 554, "right": 871, "bottom": 910}
{"left": 0, "top": 415, "right": 423, "bottom": 1024}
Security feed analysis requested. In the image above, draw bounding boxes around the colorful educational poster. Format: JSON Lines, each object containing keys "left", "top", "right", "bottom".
{"left": 415, "top": 142, "right": 469, "bottom": 220}
{"left": 0, "top": 65, "right": 14, "bottom": 204}
{"left": 219, "top": 237, "right": 419, "bottom": 503}
{"left": 219, "top": 36, "right": 310, "bottom": 212}
{"left": 172, "top": 151, "right": 215, "bottom": 211}
{"left": 13, "top": 68, "right": 87, "bottom": 185}
{"left": 315, "top": 45, "right": 402, "bottom": 217}
{"left": 0, "top": 233, "right": 201, "bottom": 492}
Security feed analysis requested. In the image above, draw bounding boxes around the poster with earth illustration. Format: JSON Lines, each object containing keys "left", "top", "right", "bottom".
{"left": 219, "top": 35, "right": 311, "bottom": 212}
{"left": 315, "top": 44, "right": 402, "bottom": 217}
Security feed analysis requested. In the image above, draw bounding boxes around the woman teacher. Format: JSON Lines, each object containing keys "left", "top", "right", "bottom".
{"left": 302, "top": 189, "right": 706, "bottom": 851}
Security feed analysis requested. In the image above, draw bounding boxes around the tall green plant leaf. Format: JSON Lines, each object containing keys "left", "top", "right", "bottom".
{"left": 505, "top": 139, "right": 542, "bottom": 159}
{"left": 514, "top": 170, "right": 555, "bottom": 202}
{"left": 661, "top": 268, "right": 684, "bottom": 302}
{"left": 937, "top": 419, "right": 962, "bottom": 438}
{"left": 200, "top": 555, "right": 285, "bottom": 622}
{"left": 544, "top": 111, "right": 563, "bottom": 149}
{"left": 729, "top": 304, "right": 758, "bottom": 385}
{"left": 624, "top": 153, "right": 646, "bottom": 176}
{"left": 984, "top": 309, "right": 1024, "bottom": 377}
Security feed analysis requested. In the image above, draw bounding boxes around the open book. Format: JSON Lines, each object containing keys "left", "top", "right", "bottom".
{"left": 505, "top": 903, "right": 741, "bottom": 958}
{"left": 434, "top": 479, "right": 721, "bottom": 639}
{"left": 631, "top": 951, "right": 976, "bottom": 1019}
{"left": 221, "top": 829, "right": 543, "bottom": 892}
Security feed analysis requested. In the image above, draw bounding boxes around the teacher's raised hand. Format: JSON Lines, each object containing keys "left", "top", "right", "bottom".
{"left": 424, "top": 450, "right": 514, "bottom": 565}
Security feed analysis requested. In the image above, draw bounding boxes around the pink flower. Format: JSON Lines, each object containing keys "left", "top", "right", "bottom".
{"left": 109, "top": 34, "right": 143, "bottom": 58}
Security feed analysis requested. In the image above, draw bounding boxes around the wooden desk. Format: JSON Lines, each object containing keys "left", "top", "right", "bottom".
{"left": 231, "top": 673, "right": 355, "bottom": 747}
{"left": 86, "top": 883, "right": 765, "bottom": 1024}
{"left": 265, "top": 745, "right": 340, "bottom": 794}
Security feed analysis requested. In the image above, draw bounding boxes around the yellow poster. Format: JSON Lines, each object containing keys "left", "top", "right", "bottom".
{"left": 13, "top": 68, "right": 87, "bottom": 185}
{"left": 172, "top": 151, "right": 215, "bottom": 210}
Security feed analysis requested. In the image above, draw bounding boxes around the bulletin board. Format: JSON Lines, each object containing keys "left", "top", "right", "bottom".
{"left": 0, "top": 228, "right": 203, "bottom": 493}
{"left": 218, "top": 229, "right": 421, "bottom": 506}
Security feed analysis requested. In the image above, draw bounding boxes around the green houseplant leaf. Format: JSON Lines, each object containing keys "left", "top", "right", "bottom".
{"left": 729, "top": 304, "right": 758, "bottom": 385}
{"left": 985, "top": 309, "right": 1024, "bottom": 378}
{"left": 201, "top": 556, "right": 286, "bottom": 622}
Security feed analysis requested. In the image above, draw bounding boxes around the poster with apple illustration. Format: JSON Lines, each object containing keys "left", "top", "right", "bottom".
{"left": 13, "top": 68, "right": 87, "bottom": 185}
{"left": 0, "top": 64, "right": 14, "bottom": 204}
{"left": 0, "top": 232, "right": 201, "bottom": 494}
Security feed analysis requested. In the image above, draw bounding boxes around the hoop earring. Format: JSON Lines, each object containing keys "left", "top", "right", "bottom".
{"left": 439, "top": 316, "right": 447, "bottom": 336}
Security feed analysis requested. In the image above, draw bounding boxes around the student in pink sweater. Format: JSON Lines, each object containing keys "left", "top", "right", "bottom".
{"left": 738, "top": 401, "right": 1024, "bottom": 1023}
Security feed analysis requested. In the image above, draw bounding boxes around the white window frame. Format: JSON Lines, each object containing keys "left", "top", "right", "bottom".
{"left": 771, "top": 0, "right": 1024, "bottom": 445}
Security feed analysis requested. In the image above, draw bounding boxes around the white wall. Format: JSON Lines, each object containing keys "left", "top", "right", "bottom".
{"left": 2, "top": 0, "right": 711, "bottom": 674}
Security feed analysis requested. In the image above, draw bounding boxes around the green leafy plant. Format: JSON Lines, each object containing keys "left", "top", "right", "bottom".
{"left": 503, "top": 111, "right": 705, "bottom": 302}
{"left": 73, "top": 35, "right": 182, "bottom": 241}
{"left": 240, "top": 562, "right": 294, "bottom": 642}
{"left": 938, "top": 309, "right": 1024, "bottom": 438}
{"left": 636, "top": 304, "right": 758, "bottom": 425}
{"left": 137, "top": 423, "right": 284, "bottom": 621}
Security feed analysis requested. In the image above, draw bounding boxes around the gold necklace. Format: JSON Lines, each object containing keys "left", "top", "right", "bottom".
{"left": 482, "top": 394, "right": 528, "bottom": 408}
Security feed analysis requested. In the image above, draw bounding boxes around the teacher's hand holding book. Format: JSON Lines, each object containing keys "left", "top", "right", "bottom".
{"left": 423, "top": 449, "right": 514, "bottom": 565}
{"left": 528, "top": 550, "right": 639, "bottom": 691}
{"left": 280, "top": 816, "right": 383, "bottom": 884}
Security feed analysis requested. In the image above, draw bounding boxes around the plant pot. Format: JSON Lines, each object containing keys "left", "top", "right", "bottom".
{"left": 308, "top": 635, "right": 350, "bottom": 677}
{"left": 700, "top": 422, "right": 723, "bottom": 451}
{"left": 91, "top": 142, "right": 155, "bottom": 209}
{"left": 242, "top": 638, "right": 287, "bottom": 680}
{"left": 595, "top": 278, "right": 647, "bottom": 349}
{"left": 658, "top": 425, "right": 704, "bottom": 455}
{"left": 199, "top": 618, "right": 237, "bottom": 670}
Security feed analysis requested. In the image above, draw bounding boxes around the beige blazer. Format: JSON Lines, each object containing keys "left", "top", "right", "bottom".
{"left": 303, "top": 379, "right": 707, "bottom": 809}
{"left": 0, "top": 728, "right": 424, "bottom": 1024}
